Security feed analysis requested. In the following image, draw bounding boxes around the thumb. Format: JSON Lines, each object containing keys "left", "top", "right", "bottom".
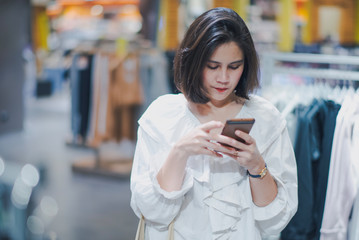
{"left": 200, "top": 121, "right": 224, "bottom": 132}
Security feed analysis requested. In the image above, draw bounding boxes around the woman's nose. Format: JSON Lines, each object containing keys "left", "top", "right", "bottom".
{"left": 217, "top": 69, "right": 229, "bottom": 83}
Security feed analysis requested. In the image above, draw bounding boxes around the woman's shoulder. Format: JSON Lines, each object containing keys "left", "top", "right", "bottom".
{"left": 151, "top": 93, "right": 185, "bottom": 106}
{"left": 246, "top": 95, "right": 281, "bottom": 116}
{"left": 245, "top": 95, "right": 286, "bottom": 153}
{"left": 138, "top": 93, "right": 191, "bottom": 142}
{"left": 140, "top": 94, "right": 186, "bottom": 119}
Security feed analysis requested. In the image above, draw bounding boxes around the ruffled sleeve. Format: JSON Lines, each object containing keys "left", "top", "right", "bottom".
{"left": 130, "top": 94, "right": 195, "bottom": 228}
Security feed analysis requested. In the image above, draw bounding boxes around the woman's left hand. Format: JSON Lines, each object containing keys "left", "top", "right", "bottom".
{"left": 220, "top": 130, "right": 265, "bottom": 173}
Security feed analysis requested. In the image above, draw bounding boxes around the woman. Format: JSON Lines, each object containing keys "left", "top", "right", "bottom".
{"left": 131, "top": 7, "right": 297, "bottom": 240}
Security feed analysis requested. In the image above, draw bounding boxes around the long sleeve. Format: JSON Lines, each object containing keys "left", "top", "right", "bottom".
{"left": 130, "top": 127, "right": 194, "bottom": 228}
{"left": 253, "top": 127, "right": 298, "bottom": 237}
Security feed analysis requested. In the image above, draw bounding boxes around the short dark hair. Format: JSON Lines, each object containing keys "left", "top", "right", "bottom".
{"left": 173, "top": 7, "right": 260, "bottom": 103}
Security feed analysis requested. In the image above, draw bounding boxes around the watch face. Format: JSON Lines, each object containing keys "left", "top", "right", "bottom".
{"left": 247, "top": 164, "right": 267, "bottom": 178}
{"left": 260, "top": 168, "right": 268, "bottom": 178}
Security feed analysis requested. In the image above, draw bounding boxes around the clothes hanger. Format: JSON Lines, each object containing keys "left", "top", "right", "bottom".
{"left": 281, "top": 93, "right": 301, "bottom": 118}
{"left": 344, "top": 79, "right": 355, "bottom": 98}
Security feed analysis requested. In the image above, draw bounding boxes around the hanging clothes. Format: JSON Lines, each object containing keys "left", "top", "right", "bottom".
{"left": 108, "top": 51, "right": 144, "bottom": 141}
{"left": 86, "top": 52, "right": 110, "bottom": 147}
{"left": 281, "top": 99, "right": 341, "bottom": 240}
{"left": 320, "top": 93, "right": 359, "bottom": 240}
{"left": 110, "top": 51, "right": 143, "bottom": 106}
{"left": 70, "top": 53, "right": 93, "bottom": 143}
{"left": 348, "top": 106, "right": 359, "bottom": 240}
{"left": 70, "top": 46, "right": 171, "bottom": 146}
{"left": 138, "top": 48, "right": 170, "bottom": 113}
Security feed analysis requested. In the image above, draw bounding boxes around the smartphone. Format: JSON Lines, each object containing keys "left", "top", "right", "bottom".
{"left": 221, "top": 118, "right": 255, "bottom": 146}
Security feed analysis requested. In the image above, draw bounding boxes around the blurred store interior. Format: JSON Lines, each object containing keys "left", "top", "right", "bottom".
{"left": 0, "top": 0, "right": 359, "bottom": 239}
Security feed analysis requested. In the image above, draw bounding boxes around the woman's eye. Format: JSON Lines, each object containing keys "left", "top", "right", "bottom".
{"left": 229, "top": 65, "right": 240, "bottom": 70}
{"left": 207, "top": 65, "right": 219, "bottom": 70}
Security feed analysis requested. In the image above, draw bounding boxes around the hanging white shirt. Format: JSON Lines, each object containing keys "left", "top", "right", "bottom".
{"left": 320, "top": 93, "right": 359, "bottom": 240}
{"left": 130, "top": 94, "right": 298, "bottom": 240}
{"left": 348, "top": 101, "right": 359, "bottom": 240}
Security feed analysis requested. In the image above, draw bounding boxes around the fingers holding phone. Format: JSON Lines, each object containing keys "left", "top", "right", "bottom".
{"left": 220, "top": 118, "right": 255, "bottom": 148}
{"left": 234, "top": 129, "right": 255, "bottom": 145}
{"left": 218, "top": 129, "right": 254, "bottom": 158}
{"left": 175, "top": 120, "right": 225, "bottom": 158}
{"left": 218, "top": 118, "right": 255, "bottom": 156}
{"left": 218, "top": 118, "right": 264, "bottom": 170}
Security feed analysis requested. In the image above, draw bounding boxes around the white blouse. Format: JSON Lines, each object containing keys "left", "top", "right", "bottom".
{"left": 130, "top": 94, "right": 298, "bottom": 240}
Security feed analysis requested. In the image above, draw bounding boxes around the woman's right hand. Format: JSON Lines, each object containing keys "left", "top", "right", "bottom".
{"left": 173, "top": 120, "right": 229, "bottom": 159}
{"left": 157, "top": 120, "right": 235, "bottom": 191}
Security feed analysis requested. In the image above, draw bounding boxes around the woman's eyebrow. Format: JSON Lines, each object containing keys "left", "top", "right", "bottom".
{"left": 207, "top": 60, "right": 244, "bottom": 64}
{"left": 207, "top": 60, "right": 220, "bottom": 64}
{"left": 229, "top": 60, "right": 244, "bottom": 64}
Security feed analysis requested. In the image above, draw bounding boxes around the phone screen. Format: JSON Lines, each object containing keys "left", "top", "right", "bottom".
{"left": 221, "top": 118, "right": 255, "bottom": 145}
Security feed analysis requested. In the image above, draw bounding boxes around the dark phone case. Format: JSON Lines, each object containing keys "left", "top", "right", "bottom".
{"left": 221, "top": 118, "right": 255, "bottom": 144}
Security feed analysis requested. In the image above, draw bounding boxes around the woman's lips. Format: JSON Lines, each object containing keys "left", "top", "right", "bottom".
{"left": 214, "top": 87, "right": 228, "bottom": 93}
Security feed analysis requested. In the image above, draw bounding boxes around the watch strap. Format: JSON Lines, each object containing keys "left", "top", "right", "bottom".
{"left": 247, "top": 164, "right": 267, "bottom": 179}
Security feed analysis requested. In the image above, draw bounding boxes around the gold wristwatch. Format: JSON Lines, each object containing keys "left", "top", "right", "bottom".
{"left": 247, "top": 164, "right": 268, "bottom": 179}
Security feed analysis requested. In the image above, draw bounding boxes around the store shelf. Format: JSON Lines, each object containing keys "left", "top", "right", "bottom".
{"left": 72, "top": 158, "right": 132, "bottom": 179}
{"left": 58, "top": 0, "right": 139, "bottom": 6}
{"left": 66, "top": 140, "right": 133, "bottom": 179}
{"left": 265, "top": 52, "right": 359, "bottom": 65}
{"left": 261, "top": 52, "right": 359, "bottom": 85}
{"left": 273, "top": 66, "right": 359, "bottom": 81}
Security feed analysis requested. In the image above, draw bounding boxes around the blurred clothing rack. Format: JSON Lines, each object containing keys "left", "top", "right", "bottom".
{"left": 260, "top": 52, "right": 359, "bottom": 240}
{"left": 261, "top": 52, "right": 359, "bottom": 86}
{"left": 67, "top": 41, "right": 171, "bottom": 179}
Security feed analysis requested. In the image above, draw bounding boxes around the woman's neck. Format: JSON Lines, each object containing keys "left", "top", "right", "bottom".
{"left": 188, "top": 96, "right": 244, "bottom": 124}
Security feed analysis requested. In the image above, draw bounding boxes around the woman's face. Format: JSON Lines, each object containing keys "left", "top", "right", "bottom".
{"left": 202, "top": 41, "right": 244, "bottom": 106}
